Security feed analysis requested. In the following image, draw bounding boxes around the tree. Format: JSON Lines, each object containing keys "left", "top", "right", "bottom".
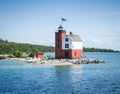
{"left": 13, "top": 51, "right": 22, "bottom": 58}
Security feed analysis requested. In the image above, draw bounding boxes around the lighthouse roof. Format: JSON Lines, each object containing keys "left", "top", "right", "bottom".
{"left": 58, "top": 25, "right": 63, "bottom": 28}
{"left": 66, "top": 35, "right": 83, "bottom": 42}
{"left": 58, "top": 25, "right": 66, "bottom": 32}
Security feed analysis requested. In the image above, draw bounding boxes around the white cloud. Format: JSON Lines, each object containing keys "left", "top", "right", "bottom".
{"left": 90, "top": 37, "right": 103, "bottom": 45}
{"left": 24, "top": 30, "right": 120, "bottom": 50}
{"left": 28, "top": 38, "right": 55, "bottom": 46}
{"left": 83, "top": 35, "right": 120, "bottom": 50}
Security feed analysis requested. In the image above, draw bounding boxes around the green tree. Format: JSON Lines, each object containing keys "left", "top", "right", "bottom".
{"left": 29, "top": 52, "right": 35, "bottom": 57}
{"left": 13, "top": 51, "right": 22, "bottom": 58}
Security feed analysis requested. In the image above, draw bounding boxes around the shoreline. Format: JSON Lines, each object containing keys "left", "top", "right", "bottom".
{"left": 5, "top": 58, "right": 74, "bottom": 66}
{"left": 4, "top": 57, "right": 105, "bottom": 67}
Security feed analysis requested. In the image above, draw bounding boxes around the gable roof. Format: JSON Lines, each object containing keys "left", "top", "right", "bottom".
{"left": 66, "top": 35, "right": 83, "bottom": 42}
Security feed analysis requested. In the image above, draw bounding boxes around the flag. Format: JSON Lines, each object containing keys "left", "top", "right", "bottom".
{"left": 61, "top": 18, "right": 67, "bottom": 21}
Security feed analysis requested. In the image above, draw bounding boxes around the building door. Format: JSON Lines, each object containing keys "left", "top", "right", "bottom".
{"left": 65, "top": 51, "right": 69, "bottom": 58}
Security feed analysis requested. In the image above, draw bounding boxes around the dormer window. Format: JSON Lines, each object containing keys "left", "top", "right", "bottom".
{"left": 65, "top": 38, "right": 68, "bottom": 42}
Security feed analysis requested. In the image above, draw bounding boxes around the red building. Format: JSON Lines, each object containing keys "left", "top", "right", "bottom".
{"left": 55, "top": 25, "right": 83, "bottom": 59}
{"left": 33, "top": 53, "right": 44, "bottom": 59}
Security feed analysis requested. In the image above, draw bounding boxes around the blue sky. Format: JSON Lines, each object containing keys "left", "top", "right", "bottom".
{"left": 0, "top": 0, "right": 120, "bottom": 50}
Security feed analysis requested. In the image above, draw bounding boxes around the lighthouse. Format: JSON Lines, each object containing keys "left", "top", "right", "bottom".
{"left": 55, "top": 25, "right": 83, "bottom": 59}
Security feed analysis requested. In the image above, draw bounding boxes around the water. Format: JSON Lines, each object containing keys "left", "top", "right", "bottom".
{"left": 0, "top": 52, "right": 120, "bottom": 94}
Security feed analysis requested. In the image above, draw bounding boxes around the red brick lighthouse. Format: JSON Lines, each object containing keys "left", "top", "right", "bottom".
{"left": 55, "top": 25, "right": 83, "bottom": 59}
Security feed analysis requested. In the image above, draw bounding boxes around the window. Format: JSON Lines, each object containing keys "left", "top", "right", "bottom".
{"left": 65, "top": 38, "right": 68, "bottom": 42}
{"left": 65, "top": 44, "right": 69, "bottom": 48}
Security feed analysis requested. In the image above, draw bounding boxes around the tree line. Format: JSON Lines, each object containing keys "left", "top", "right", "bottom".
{"left": 83, "top": 47, "right": 119, "bottom": 52}
{"left": 0, "top": 39, "right": 119, "bottom": 55}
{"left": 0, "top": 39, "right": 54, "bottom": 55}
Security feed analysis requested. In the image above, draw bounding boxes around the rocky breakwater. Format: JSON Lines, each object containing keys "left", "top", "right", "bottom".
{"left": 25, "top": 58, "right": 105, "bottom": 65}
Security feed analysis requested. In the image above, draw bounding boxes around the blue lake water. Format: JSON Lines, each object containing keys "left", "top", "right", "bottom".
{"left": 0, "top": 52, "right": 120, "bottom": 94}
